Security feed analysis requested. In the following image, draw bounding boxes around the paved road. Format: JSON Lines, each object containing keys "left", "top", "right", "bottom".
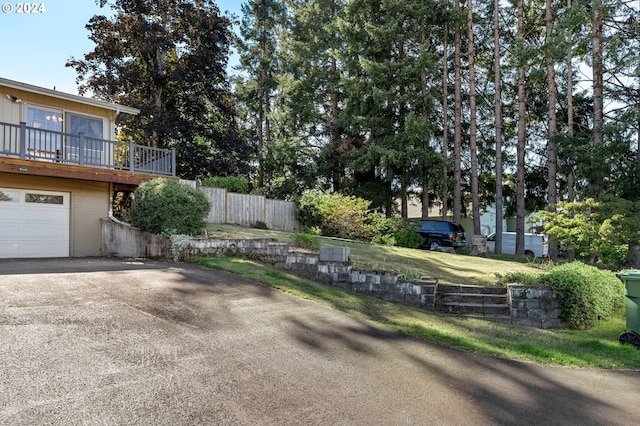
{"left": 1, "top": 258, "right": 639, "bottom": 425}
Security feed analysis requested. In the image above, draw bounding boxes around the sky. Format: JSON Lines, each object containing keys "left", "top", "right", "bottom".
{"left": 0, "top": 0, "right": 242, "bottom": 95}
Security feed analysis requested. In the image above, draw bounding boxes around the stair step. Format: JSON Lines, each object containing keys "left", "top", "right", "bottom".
{"left": 436, "top": 302, "right": 511, "bottom": 316}
{"left": 438, "top": 284, "right": 507, "bottom": 295}
{"left": 453, "top": 314, "right": 513, "bottom": 324}
{"left": 438, "top": 293, "right": 507, "bottom": 304}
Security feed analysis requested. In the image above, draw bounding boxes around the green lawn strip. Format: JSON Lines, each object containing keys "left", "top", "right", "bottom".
{"left": 204, "top": 224, "right": 544, "bottom": 285}
{"left": 190, "top": 257, "right": 640, "bottom": 369}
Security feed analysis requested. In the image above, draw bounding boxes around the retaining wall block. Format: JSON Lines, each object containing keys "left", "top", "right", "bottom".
{"left": 319, "top": 246, "right": 350, "bottom": 262}
{"left": 527, "top": 309, "right": 550, "bottom": 321}
{"left": 420, "top": 294, "right": 436, "bottom": 308}
{"left": 350, "top": 271, "right": 367, "bottom": 283}
{"left": 380, "top": 272, "right": 399, "bottom": 285}
{"left": 336, "top": 273, "right": 351, "bottom": 283}
{"left": 383, "top": 293, "right": 405, "bottom": 304}
{"left": 512, "top": 299, "right": 527, "bottom": 310}
{"left": 366, "top": 273, "right": 381, "bottom": 285}
{"left": 333, "top": 280, "right": 352, "bottom": 290}
{"left": 510, "top": 308, "right": 529, "bottom": 319}
{"left": 403, "top": 294, "right": 422, "bottom": 306}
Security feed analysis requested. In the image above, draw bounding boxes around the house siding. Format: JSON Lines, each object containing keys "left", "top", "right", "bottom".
{"left": 0, "top": 172, "right": 110, "bottom": 257}
{"left": 1, "top": 86, "right": 117, "bottom": 140}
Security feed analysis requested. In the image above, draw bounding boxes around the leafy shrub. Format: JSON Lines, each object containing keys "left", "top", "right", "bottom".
{"left": 500, "top": 262, "right": 625, "bottom": 329}
{"left": 371, "top": 233, "right": 397, "bottom": 246}
{"left": 368, "top": 214, "right": 422, "bottom": 248}
{"left": 170, "top": 234, "right": 193, "bottom": 262}
{"left": 291, "top": 233, "right": 320, "bottom": 250}
{"left": 543, "top": 262, "right": 625, "bottom": 329}
{"left": 131, "top": 178, "right": 211, "bottom": 236}
{"left": 201, "top": 175, "right": 249, "bottom": 193}
{"left": 497, "top": 271, "right": 541, "bottom": 286}
{"left": 296, "top": 190, "right": 373, "bottom": 240}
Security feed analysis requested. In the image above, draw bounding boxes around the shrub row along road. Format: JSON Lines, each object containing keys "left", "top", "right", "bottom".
{"left": 1, "top": 258, "right": 639, "bottom": 425}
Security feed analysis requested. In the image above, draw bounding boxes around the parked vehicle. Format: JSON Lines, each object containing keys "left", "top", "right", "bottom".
{"left": 486, "top": 232, "right": 548, "bottom": 258}
{"left": 411, "top": 220, "right": 467, "bottom": 250}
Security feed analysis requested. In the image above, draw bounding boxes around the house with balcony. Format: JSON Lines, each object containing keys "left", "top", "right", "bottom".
{"left": 0, "top": 77, "right": 176, "bottom": 258}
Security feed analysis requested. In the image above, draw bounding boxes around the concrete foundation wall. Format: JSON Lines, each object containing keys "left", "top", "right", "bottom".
{"left": 101, "top": 218, "right": 171, "bottom": 259}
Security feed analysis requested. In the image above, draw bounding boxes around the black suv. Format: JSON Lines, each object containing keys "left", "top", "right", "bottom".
{"left": 411, "top": 220, "right": 466, "bottom": 250}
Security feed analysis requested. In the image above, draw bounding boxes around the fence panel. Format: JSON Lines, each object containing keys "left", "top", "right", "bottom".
{"left": 226, "top": 193, "right": 265, "bottom": 226}
{"left": 200, "top": 187, "right": 227, "bottom": 224}
{"left": 196, "top": 185, "right": 298, "bottom": 232}
{"left": 266, "top": 199, "right": 299, "bottom": 232}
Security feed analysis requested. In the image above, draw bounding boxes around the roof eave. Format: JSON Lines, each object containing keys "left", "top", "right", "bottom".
{"left": 0, "top": 77, "right": 140, "bottom": 116}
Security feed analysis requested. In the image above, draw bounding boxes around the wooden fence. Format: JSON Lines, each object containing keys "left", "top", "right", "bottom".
{"left": 197, "top": 186, "right": 299, "bottom": 232}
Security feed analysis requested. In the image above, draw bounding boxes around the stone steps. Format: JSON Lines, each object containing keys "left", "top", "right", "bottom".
{"left": 436, "top": 284, "right": 510, "bottom": 318}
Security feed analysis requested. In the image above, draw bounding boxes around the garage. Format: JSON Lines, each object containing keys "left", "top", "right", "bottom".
{"left": 0, "top": 188, "right": 70, "bottom": 258}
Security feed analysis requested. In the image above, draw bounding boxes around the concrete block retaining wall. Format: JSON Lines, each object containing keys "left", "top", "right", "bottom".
{"left": 508, "top": 284, "right": 563, "bottom": 328}
{"left": 100, "top": 218, "right": 562, "bottom": 328}
{"left": 188, "top": 239, "right": 438, "bottom": 309}
{"left": 187, "top": 238, "right": 564, "bottom": 328}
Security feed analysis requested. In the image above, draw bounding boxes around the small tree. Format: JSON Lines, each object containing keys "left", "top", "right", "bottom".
{"left": 131, "top": 178, "right": 211, "bottom": 236}
{"left": 201, "top": 175, "right": 249, "bottom": 193}
{"left": 296, "top": 190, "right": 373, "bottom": 240}
{"left": 535, "top": 197, "right": 640, "bottom": 266}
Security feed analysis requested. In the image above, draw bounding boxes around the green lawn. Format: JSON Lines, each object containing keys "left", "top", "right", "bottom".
{"left": 197, "top": 225, "right": 640, "bottom": 369}
{"left": 205, "top": 224, "right": 544, "bottom": 285}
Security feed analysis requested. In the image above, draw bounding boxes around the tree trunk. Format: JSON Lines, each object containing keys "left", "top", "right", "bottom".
{"left": 493, "top": 0, "right": 504, "bottom": 253}
{"left": 516, "top": 0, "right": 526, "bottom": 255}
{"left": 453, "top": 0, "right": 462, "bottom": 224}
{"left": 567, "top": 0, "right": 575, "bottom": 203}
{"left": 628, "top": 244, "right": 640, "bottom": 268}
{"left": 421, "top": 28, "right": 432, "bottom": 221}
{"left": 592, "top": 0, "right": 604, "bottom": 148}
{"left": 442, "top": 21, "right": 449, "bottom": 221}
{"left": 331, "top": 55, "right": 341, "bottom": 192}
{"left": 546, "top": 0, "right": 558, "bottom": 260}
{"left": 468, "top": 0, "right": 480, "bottom": 235}
{"left": 422, "top": 183, "right": 430, "bottom": 219}
{"left": 257, "top": 95, "right": 265, "bottom": 188}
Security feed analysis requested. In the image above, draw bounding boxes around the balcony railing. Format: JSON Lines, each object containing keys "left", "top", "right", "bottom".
{"left": 0, "top": 121, "right": 176, "bottom": 176}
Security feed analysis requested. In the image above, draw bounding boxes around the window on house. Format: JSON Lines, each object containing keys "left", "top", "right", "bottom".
{"left": 26, "top": 107, "right": 63, "bottom": 159}
{"left": 0, "top": 190, "right": 20, "bottom": 202}
{"left": 66, "top": 114, "right": 104, "bottom": 164}
{"left": 25, "top": 193, "right": 64, "bottom": 205}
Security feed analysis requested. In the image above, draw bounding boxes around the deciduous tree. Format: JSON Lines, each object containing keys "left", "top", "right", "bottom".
{"left": 67, "top": 0, "right": 248, "bottom": 179}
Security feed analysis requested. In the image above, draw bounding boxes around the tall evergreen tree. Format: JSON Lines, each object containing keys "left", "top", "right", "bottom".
{"left": 235, "top": 0, "right": 282, "bottom": 188}
{"left": 467, "top": 0, "right": 481, "bottom": 235}
{"left": 493, "top": 0, "right": 504, "bottom": 252}
{"left": 516, "top": 0, "right": 527, "bottom": 255}
{"left": 453, "top": 0, "right": 463, "bottom": 223}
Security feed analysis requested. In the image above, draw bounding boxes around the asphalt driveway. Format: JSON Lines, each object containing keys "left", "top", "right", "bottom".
{"left": 1, "top": 258, "right": 639, "bottom": 425}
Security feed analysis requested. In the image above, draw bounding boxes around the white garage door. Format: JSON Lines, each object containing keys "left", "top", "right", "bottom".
{"left": 0, "top": 188, "right": 70, "bottom": 258}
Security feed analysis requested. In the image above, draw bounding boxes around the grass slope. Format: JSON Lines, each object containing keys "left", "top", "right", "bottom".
{"left": 191, "top": 257, "right": 640, "bottom": 369}
{"left": 199, "top": 225, "right": 640, "bottom": 368}
{"left": 205, "top": 224, "right": 542, "bottom": 285}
